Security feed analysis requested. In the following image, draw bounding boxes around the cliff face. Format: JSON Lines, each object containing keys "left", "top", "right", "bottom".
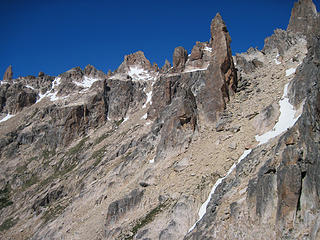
{"left": 0, "top": 1, "right": 319, "bottom": 240}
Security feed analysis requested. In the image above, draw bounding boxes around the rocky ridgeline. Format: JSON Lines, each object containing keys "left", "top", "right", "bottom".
{"left": 0, "top": 0, "right": 319, "bottom": 239}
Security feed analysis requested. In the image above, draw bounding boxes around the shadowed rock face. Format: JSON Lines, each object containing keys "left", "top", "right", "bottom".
{"left": 2, "top": 65, "right": 13, "bottom": 81}
{"left": 0, "top": 82, "right": 38, "bottom": 113}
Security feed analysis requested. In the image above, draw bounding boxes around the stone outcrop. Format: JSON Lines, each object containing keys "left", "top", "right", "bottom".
{"left": 2, "top": 65, "right": 13, "bottom": 81}
{"left": 287, "top": 0, "right": 318, "bottom": 36}
{"left": 210, "top": 13, "right": 237, "bottom": 96}
{"left": 0, "top": 83, "right": 37, "bottom": 114}
{"left": 117, "top": 51, "right": 152, "bottom": 73}
{"left": 172, "top": 46, "right": 188, "bottom": 71}
{"left": 106, "top": 189, "right": 144, "bottom": 226}
{"left": 146, "top": 13, "right": 237, "bottom": 161}
{"left": 105, "top": 79, "right": 145, "bottom": 121}
{"left": 263, "top": 29, "right": 304, "bottom": 55}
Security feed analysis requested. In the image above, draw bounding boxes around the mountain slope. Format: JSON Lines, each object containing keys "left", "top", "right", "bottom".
{"left": 0, "top": 1, "right": 319, "bottom": 240}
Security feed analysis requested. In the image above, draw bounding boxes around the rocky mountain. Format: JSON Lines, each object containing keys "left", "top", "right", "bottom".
{"left": 0, "top": 0, "right": 319, "bottom": 239}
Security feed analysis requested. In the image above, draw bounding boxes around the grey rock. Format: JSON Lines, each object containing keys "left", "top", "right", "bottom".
{"left": 106, "top": 189, "right": 144, "bottom": 225}
{"left": 287, "top": 0, "right": 318, "bottom": 36}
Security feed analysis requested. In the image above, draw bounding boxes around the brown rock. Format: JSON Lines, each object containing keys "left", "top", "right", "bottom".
{"left": 38, "top": 72, "right": 45, "bottom": 77}
{"left": 172, "top": 46, "right": 188, "bottom": 71}
{"left": 209, "top": 13, "right": 237, "bottom": 97}
{"left": 3, "top": 65, "right": 13, "bottom": 81}
{"left": 117, "top": 51, "right": 152, "bottom": 73}
{"left": 190, "top": 44, "right": 203, "bottom": 61}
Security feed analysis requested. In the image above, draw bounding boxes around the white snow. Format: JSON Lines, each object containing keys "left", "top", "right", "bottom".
{"left": 255, "top": 83, "right": 301, "bottom": 145}
{"left": 0, "top": 113, "right": 15, "bottom": 123}
{"left": 0, "top": 81, "right": 8, "bottom": 85}
{"left": 274, "top": 54, "right": 281, "bottom": 65}
{"left": 142, "top": 91, "right": 153, "bottom": 108}
{"left": 184, "top": 67, "right": 208, "bottom": 73}
{"left": 188, "top": 149, "right": 252, "bottom": 232}
{"left": 25, "top": 85, "right": 35, "bottom": 90}
{"left": 145, "top": 121, "right": 152, "bottom": 126}
{"left": 36, "top": 77, "right": 62, "bottom": 103}
{"left": 203, "top": 46, "right": 213, "bottom": 52}
{"left": 286, "top": 67, "right": 296, "bottom": 76}
{"left": 149, "top": 158, "right": 155, "bottom": 164}
{"left": 74, "top": 76, "right": 99, "bottom": 90}
{"left": 141, "top": 113, "right": 147, "bottom": 120}
{"left": 123, "top": 117, "right": 129, "bottom": 123}
{"left": 128, "top": 66, "right": 154, "bottom": 81}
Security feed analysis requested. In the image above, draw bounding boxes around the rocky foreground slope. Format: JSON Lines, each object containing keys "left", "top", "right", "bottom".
{"left": 0, "top": 0, "right": 319, "bottom": 239}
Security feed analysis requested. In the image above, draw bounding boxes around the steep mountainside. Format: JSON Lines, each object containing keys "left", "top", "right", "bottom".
{"left": 0, "top": 1, "right": 319, "bottom": 239}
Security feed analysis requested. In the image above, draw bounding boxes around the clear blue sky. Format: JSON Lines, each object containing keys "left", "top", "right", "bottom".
{"left": 1, "top": 0, "right": 319, "bottom": 78}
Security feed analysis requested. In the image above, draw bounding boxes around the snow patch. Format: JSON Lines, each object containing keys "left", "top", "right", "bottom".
{"left": 149, "top": 158, "right": 154, "bottom": 164}
{"left": 142, "top": 91, "right": 153, "bottom": 108}
{"left": 203, "top": 46, "right": 212, "bottom": 52}
{"left": 123, "top": 117, "right": 129, "bottom": 123}
{"left": 255, "top": 83, "right": 301, "bottom": 145}
{"left": 141, "top": 113, "right": 147, "bottom": 120}
{"left": 286, "top": 67, "right": 296, "bottom": 76}
{"left": 145, "top": 121, "right": 152, "bottom": 126}
{"left": 128, "top": 66, "right": 154, "bottom": 81}
{"left": 0, "top": 113, "right": 15, "bottom": 123}
{"left": 36, "top": 77, "right": 62, "bottom": 103}
{"left": 0, "top": 81, "right": 8, "bottom": 85}
{"left": 74, "top": 76, "right": 99, "bottom": 90}
{"left": 274, "top": 54, "right": 281, "bottom": 65}
{"left": 26, "top": 85, "right": 35, "bottom": 90}
{"left": 188, "top": 149, "right": 252, "bottom": 233}
{"left": 184, "top": 63, "right": 209, "bottom": 73}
